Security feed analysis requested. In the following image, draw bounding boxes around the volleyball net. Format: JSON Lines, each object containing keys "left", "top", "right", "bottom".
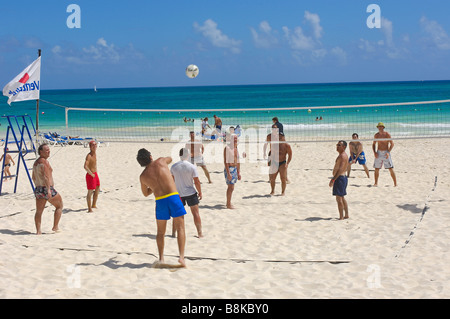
{"left": 39, "top": 99, "right": 450, "bottom": 144}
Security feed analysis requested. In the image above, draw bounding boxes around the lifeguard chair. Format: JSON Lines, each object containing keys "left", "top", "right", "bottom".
{"left": 0, "top": 115, "right": 37, "bottom": 195}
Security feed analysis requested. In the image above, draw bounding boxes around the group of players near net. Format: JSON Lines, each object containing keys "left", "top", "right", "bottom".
{"left": 28, "top": 116, "right": 397, "bottom": 267}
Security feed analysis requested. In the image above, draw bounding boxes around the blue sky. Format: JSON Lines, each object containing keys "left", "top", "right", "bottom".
{"left": 1, "top": 0, "right": 450, "bottom": 89}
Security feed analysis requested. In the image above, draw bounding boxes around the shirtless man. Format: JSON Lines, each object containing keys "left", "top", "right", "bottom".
{"left": 0, "top": 148, "right": 15, "bottom": 181}
{"left": 186, "top": 131, "right": 212, "bottom": 183}
{"left": 224, "top": 135, "right": 241, "bottom": 209}
{"left": 137, "top": 148, "right": 187, "bottom": 267}
{"left": 263, "top": 126, "right": 278, "bottom": 160}
{"left": 347, "top": 133, "right": 370, "bottom": 178}
{"left": 213, "top": 115, "right": 222, "bottom": 132}
{"left": 372, "top": 122, "right": 397, "bottom": 187}
{"left": 32, "top": 144, "right": 63, "bottom": 234}
{"left": 264, "top": 126, "right": 290, "bottom": 184}
{"left": 329, "top": 141, "right": 349, "bottom": 220}
{"left": 269, "top": 133, "right": 292, "bottom": 196}
{"left": 84, "top": 141, "right": 100, "bottom": 213}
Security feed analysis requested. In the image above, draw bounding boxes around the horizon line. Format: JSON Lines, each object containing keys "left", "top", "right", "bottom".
{"left": 38, "top": 79, "right": 450, "bottom": 92}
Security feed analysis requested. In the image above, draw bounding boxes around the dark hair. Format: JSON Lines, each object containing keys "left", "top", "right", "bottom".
{"left": 272, "top": 117, "right": 278, "bottom": 122}
{"left": 352, "top": 133, "right": 358, "bottom": 137}
{"left": 338, "top": 140, "right": 347, "bottom": 148}
{"left": 38, "top": 144, "right": 47, "bottom": 155}
{"left": 179, "top": 148, "right": 189, "bottom": 158}
{"left": 137, "top": 148, "right": 152, "bottom": 167}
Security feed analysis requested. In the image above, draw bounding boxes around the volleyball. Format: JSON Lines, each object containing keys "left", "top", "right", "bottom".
{"left": 185, "top": 64, "right": 199, "bottom": 78}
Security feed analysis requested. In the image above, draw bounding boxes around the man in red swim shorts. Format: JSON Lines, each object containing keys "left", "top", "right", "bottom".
{"left": 84, "top": 141, "right": 100, "bottom": 212}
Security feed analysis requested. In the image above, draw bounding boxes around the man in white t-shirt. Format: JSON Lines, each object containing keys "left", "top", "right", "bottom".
{"left": 170, "top": 148, "right": 203, "bottom": 238}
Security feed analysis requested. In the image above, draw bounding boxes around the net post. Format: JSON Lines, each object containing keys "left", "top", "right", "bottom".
{"left": 65, "top": 107, "right": 69, "bottom": 134}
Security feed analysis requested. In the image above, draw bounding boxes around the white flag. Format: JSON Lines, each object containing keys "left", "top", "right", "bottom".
{"left": 2, "top": 56, "right": 41, "bottom": 105}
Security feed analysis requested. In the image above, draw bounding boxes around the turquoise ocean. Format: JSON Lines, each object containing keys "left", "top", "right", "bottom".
{"left": 1, "top": 81, "right": 450, "bottom": 142}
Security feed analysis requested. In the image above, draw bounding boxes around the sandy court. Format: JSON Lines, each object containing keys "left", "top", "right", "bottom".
{"left": 0, "top": 138, "right": 449, "bottom": 298}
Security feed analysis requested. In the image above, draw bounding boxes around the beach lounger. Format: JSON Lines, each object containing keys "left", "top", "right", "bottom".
{"left": 61, "top": 136, "right": 86, "bottom": 145}
{"left": 43, "top": 134, "right": 68, "bottom": 146}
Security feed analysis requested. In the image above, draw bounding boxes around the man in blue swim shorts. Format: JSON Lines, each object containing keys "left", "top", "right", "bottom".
{"left": 224, "top": 166, "right": 238, "bottom": 185}
{"left": 329, "top": 141, "right": 349, "bottom": 220}
{"left": 137, "top": 148, "right": 187, "bottom": 267}
{"left": 347, "top": 133, "right": 370, "bottom": 178}
{"left": 224, "top": 134, "right": 241, "bottom": 209}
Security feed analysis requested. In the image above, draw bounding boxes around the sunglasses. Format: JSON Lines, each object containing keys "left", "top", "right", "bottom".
{"left": 336, "top": 143, "right": 343, "bottom": 146}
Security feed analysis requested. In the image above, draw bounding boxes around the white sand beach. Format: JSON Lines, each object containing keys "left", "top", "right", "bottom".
{"left": 0, "top": 138, "right": 449, "bottom": 299}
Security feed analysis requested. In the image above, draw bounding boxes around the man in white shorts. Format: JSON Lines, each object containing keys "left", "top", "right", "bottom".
{"left": 186, "top": 131, "right": 212, "bottom": 183}
{"left": 171, "top": 148, "right": 204, "bottom": 238}
{"left": 372, "top": 122, "right": 397, "bottom": 187}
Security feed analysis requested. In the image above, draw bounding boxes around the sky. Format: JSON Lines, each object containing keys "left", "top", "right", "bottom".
{"left": 1, "top": 0, "right": 450, "bottom": 89}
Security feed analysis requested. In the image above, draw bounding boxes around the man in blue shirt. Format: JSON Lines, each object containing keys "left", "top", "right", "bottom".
{"left": 272, "top": 117, "right": 284, "bottom": 135}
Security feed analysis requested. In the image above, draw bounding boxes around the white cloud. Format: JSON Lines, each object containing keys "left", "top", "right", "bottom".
{"left": 358, "top": 38, "right": 376, "bottom": 53}
{"left": 251, "top": 12, "right": 348, "bottom": 67}
{"left": 83, "top": 38, "right": 120, "bottom": 63}
{"left": 97, "top": 38, "right": 108, "bottom": 47}
{"left": 358, "top": 17, "right": 405, "bottom": 59}
{"left": 420, "top": 16, "right": 450, "bottom": 50}
{"left": 281, "top": 11, "right": 328, "bottom": 65}
{"left": 304, "top": 11, "right": 323, "bottom": 39}
{"left": 381, "top": 17, "right": 394, "bottom": 47}
{"left": 193, "top": 19, "right": 241, "bottom": 54}
{"left": 282, "top": 25, "right": 316, "bottom": 51}
{"left": 51, "top": 38, "right": 144, "bottom": 66}
{"left": 381, "top": 17, "right": 405, "bottom": 59}
{"left": 250, "top": 21, "right": 278, "bottom": 49}
{"left": 312, "top": 48, "right": 327, "bottom": 59}
{"left": 331, "top": 46, "right": 347, "bottom": 65}
{"left": 282, "top": 11, "right": 324, "bottom": 53}
{"left": 51, "top": 45, "right": 62, "bottom": 54}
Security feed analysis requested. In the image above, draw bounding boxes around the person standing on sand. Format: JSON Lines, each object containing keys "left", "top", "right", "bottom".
{"left": 329, "top": 141, "right": 349, "bottom": 220}
{"left": 213, "top": 115, "right": 222, "bottom": 132}
{"left": 213, "top": 115, "right": 223, "bottom": 139}
{"left": 269, "top": 133, "right": 292, "bottom": 196}
{"left": 171, "top": 148, "right": 204, "bottom": 238}
{"left": 137, "top": 148, "right": 187, "bottom": 267}
{"left": 347, "top": 133, "right": 370, "bottom": 178}
{"left": 0, "top": 148, "right": 15, "bottom": 181}
{"left": 224, "top": 134, "right": 241, "bottom": 209}
{"left": 186, "top": 131, "right": 212, "bottom": 183}
{"left": 372, "top": 122, "right": 397, "bottom": 187}
{"left": 201, "top": 117, "right": 211, "bottom": 135}
{"left": 84, "top": 141, "right": 100, "bottom": 213}
{"left": 272, "top": 117, "right": 284, "bottom": 135}
{"left": 264, "top": 126, "right": 290, "bottom": 184}
{"left": 32, "top": 144, "right": 63, "bottom": 234}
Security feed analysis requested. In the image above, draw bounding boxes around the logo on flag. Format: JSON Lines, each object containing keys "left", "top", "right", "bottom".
{"left": 19, "top": 73, "right": 30, "bottom": 84}
{"left": 2, "top": 56, "right": 41, "bottom": 105}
